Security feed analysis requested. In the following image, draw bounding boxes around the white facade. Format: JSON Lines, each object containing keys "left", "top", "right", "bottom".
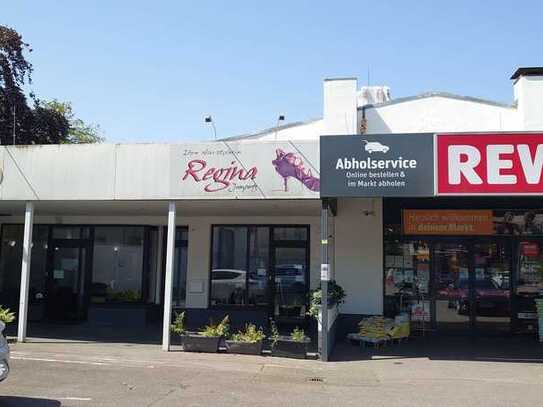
{"left": 2, "top": 67, "right": 543, "bottom": 346}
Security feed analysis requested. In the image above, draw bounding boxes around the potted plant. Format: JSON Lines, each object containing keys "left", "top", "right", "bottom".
{"left": 182, "top": 315, "right": 229, "bottom": 353}
{"left": 169, "top": 311, "right": 186, "bottom": 346}
{"left": 0, "top": 306, "right": 15, "bottom": 325}
{"left": 270, "top": 322, "right": 310, "bottom": 359}
{"left": 225, "top": 324, "right": 265, "bottom": 355}
{"left": 308, "top": 280, "right": 346, "bottom": 318}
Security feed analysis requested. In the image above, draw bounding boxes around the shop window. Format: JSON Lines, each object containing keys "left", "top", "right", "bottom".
{"left": 273, "top": 227, "right": 307, "bottom": 241}
{"left": 52, "top": 226, "right": 90, "bottom": 240}
{"left": 210, "top": 226, "right": 307, "bottom": 308}
{"left": 91, "top": 226, "right": 145, "bottom": 303}
{"left": 384, "top": 239, "right": 430, "bottom": 320}
{"left": 0, "top": 225, "right": 49, "bottom": 315}
{"left": 172, "top": 228, "right": 188, "bottom": 307}
{"left": 210, "top": 226, "right": 250, "bottom": 306}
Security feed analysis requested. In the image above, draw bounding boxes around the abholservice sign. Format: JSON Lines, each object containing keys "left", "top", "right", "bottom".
{"left": 320, "top": 134, "right": 434, "bottom": 197}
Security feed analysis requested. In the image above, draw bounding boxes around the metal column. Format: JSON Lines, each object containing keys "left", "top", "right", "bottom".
{"left": 17, "top": 202, "right": 34, "bottom": 343}
{"left": 162, "top": 202, "right": 176, "bottom": 351}
{"left": 320, "top": 199, "right": 329, "bottom": 361}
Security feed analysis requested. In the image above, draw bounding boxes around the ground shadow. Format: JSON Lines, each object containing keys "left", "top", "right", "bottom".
{"left": 5, "top": 322, "right": 163, "bottom": 345}
{"left": 0, "top": 396, "right": 61, "bottom": 407}
{"left": 331, "top": 335, "right": 543, "bottom": 363}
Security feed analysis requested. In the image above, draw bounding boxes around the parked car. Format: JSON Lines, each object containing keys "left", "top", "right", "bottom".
{"left": 0, "top": 321, "right": 10, "bottom": 382}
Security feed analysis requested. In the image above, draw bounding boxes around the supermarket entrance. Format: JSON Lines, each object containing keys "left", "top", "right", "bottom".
{"left": 384, "top": 197, "right": 543, "bottom": 339}
{"left": 433, "top": 238, "right": 512, "bottom": 336}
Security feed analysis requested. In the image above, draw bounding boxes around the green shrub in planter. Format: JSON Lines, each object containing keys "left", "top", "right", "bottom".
{"left": 308, "top": 281, "right": 346, "bottom": 318}
{"left": 271, "top": 324, "right": 310, "bottom": 359}
{"left": 0, "top": 306, "right": 15, "bottom": 325}
{"left": 225, "top": 324, "right": 266, "bottom": 355}
{"left": 183, "top": 315, "right": 230, "bottom": 353}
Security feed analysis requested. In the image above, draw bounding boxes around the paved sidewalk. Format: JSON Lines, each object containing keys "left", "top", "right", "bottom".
{"left": 1, "top": 340, "right": 542, "bottom": 406}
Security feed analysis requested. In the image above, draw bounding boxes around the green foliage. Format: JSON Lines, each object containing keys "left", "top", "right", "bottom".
{"left": 291, "top": 327, "right": 306, "bottom": 342}
{"left": 109, "top": 289, "right": 140, "bottom": 302}
{"left": 230, "top": 324, "right": 265, "bottom": 343}
{"left": 170, "top": 311, "right": 186, "bottom": 336}
{"left": 308, "top": 280, "right": 346, "bottom": 318}
{"left": 0, "top": 25, "right": 103, "bottom": 145}
{"left": 201, "top": 315, "right": 230, "bottom": 337}
{"left": 0, "top": 306, "right": 15, "bottom": 324}
{"left": 45, "top": 100, "right": 104, "bottom": 144}
{"left": 270, "top": 319, "right": 280, "bottom": 347}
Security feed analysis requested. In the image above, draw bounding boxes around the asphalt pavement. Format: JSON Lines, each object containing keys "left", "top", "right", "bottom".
{"left": 0, "top": 340, "right": 542, "bottom": 407}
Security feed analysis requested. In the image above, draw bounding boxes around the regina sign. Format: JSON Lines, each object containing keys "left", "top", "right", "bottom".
{"left": 436, "top": 133, "right": 543, "bottom": 195}
{"left": 320, "top": 134, "right": 434, "bottom": 197}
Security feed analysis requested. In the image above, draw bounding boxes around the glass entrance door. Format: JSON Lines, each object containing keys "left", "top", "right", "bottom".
{"left": 433, "top": 240, "right": 512, "bottom": 336}
{"left": 46, "top": 241, "right": 90, "bottom": 321}
{"left": 272, "top": 246, "right": 309, "bottom": 323}
{"left": 434, "top": 242, "right": 472, "bottom": 334}
{"left": 472, "top": 241, "right": 512, "bottom": 335}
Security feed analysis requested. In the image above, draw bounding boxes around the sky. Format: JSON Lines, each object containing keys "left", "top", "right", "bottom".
{"left": 3, "top": 1, "right": 542, "bottom": 143}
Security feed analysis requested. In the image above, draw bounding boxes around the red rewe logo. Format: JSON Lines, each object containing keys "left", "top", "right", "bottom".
{"left": 182, "top": 159, "right": 258, "bottom": 192}
{"left": 437, "top": 133, "right": 543, "bottom": 194}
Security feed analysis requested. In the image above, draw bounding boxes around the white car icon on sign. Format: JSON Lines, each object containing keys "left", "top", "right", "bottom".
{"left": 362, "top": 140, "right": 389, "bottom": 153}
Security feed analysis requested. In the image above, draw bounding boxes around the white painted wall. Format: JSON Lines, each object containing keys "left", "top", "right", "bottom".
{"left": 362, "top": 96, "right": 520, "bottom": 135}
{"left": 323, "top": 78, "right": 358, "bottom": 135}
{"left": 333, "top": 198, "right": 383, "bottom": 315}
{"left": 514, "top": 75, "right": 543, "bottom": 131}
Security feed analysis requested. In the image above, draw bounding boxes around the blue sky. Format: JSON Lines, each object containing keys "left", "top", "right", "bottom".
{"left": 3, "top": 1, "right": 541, "bottom": 142}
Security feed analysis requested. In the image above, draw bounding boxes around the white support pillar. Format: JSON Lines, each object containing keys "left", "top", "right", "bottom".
{"left": 162, "top": 202, "right": 176, "bottom": 351}
{"left": 17, "top": 202, "right": 34, "bottom": 343}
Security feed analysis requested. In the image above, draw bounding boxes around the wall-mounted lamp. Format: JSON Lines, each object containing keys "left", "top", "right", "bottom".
{"left": 274, "top": 114, "right": 285, "bottom": 140}
{"left": 204, "top": 115, "right": 217, "bottom": 140}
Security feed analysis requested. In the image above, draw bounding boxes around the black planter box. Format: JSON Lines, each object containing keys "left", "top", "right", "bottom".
{"left": 225, "top": 340, "right": 263, "bottom": 355}
{"left": 271, "top": 336, "right": 309, "bottom": 359}
{"left": 182, "top": 333, "right": 221, "bottom": 353}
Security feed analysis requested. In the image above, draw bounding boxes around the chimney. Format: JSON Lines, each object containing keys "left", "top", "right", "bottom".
{"left": 511, "top": 67, "right": 543, "bottom": 131}
{"left": 322, "top": 78, "right": 357, "bottom": 135}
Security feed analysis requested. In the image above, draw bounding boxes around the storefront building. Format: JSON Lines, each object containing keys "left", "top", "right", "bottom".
{"left": 1, "top": 67, "right": 543, "bottom": 360}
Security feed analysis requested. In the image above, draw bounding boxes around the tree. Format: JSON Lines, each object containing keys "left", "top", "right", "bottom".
{"left": 0, "top": 25, "right": 103, "bottom": 145}
{"left": 44, "top": 100, "right": 104, "bottom": 144}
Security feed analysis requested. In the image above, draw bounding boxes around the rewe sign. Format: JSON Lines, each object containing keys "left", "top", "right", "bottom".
{"left": 437, "top": 133, "right": 543, "bottom": 194}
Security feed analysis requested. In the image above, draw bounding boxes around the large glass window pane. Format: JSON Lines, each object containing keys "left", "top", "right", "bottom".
{"left": 52, "top": 226, "right": 90, "bottom": 239}
{"left": 91, "top": 227, "right": 144, "bottom": 303}
{"left": 273, "top": 227, "right": 307, "bottom": 241}
{"left": 0, "top": 225, "right": 48, "bottom": 317}
{"left": 172, "top": 227, "right": 188, "bottom": 307}
{"left": 248, "top": 227, "right": 269, "bottom": 306}
{"left": 384, "top": 240, "right": 430, "bottom": 322}
{"left": 517, "top": 239, "right": 543, "bottom": 333}
{"left": 274, "top": 247, "right": 307, "bottom": 318}
{"left": 210, "top": 226, "right": 248, "bottom": 306}
{"left": 146, "top": 228, "right": 159, "bottom": 304}
{"left": 0, "top": 225, "right": 24, "bottom": 311}
{"left": 172, "top": 246, "right": 188, "bottom": 306}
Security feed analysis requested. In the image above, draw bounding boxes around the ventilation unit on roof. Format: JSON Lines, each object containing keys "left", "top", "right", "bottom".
{"left": 357, "top": 86, "right": 391, "bottom": 107}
